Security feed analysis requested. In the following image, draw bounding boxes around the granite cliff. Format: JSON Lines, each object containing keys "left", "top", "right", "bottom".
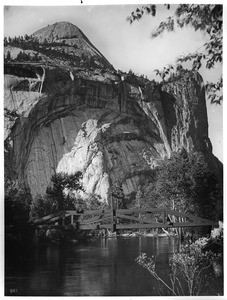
{"left": 4, "top": 22, "right": 222, "bottom": 202}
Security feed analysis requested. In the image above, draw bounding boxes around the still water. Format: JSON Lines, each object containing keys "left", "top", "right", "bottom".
{"left": 5, "top": 236, "right": 181, "bottom": 296}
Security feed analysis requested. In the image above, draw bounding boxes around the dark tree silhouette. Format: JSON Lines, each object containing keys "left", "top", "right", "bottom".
{"left": 111, "top": 180, "right": 127, "bottom": 209}
{"left": 5, "top": 51, "right": 11, "bottom": 61}
{"left": 5, "top": 178, "right": 32, "bottom": 226}
{"left": 143, "top": 151, "right": 222, "bottom": 220}
{"left": 46, "top": 172, "right": 84, "bottom": 211}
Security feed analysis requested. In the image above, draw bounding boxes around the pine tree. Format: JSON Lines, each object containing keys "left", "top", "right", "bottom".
{"left": 46, "top": 172, "right": 84, "bottom": 211}
{"left": 6, "top": 51, "right": 11, "bottom": 61}
{"left": 24, "top": 34, "right": 29, "bottom": 41}
{"left": 4, "top": 37, "right": 8, "bottom": 46}
{"left": 16, "top": 51, "right": 23, "bottom": 61}
{"left": 111, "top": 180, "right": 126, "bottom": 209}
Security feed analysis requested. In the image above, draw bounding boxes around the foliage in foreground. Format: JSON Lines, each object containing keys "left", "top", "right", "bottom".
{"left": 141, "top": 150, "right": 222, "bottom": 221}
{"left": 127, "top": 4, "right": 222, "bottom": 104}
{"left": 5, "top": 178, "right": 32, "bottom": 226}
{"left": 30, "top": 172, "right": 107, "bottom": 220}
{"left": 30, "top": 192, "right": 106, "bottom": 220}
{"left": 5, "top": 172, "right": 107, "bottom": 222}
{"left": 45, "top": 172, "right": 84, "bottom": 211}
{"left": 136, "top": 237, "right": 223, "bottom": 296}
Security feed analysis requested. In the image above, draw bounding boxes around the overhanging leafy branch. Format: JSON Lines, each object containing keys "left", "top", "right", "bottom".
{"left": 127, "top": 4, "right": 223, "bottom": 104}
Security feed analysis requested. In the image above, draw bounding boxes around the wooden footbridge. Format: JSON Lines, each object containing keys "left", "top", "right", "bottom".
{"left": 33, "top": 208, "right": 218, "bottom": 231}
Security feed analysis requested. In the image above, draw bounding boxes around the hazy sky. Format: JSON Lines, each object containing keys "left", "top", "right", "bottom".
{"left": 4, "top": 3, "right": 223, "bottom": 161}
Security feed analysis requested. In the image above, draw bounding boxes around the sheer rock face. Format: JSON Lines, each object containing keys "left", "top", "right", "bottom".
{"left": 4, "top": 66, "right": 216, "bottom": 200}
{"left": 4, "top": 22, "right": 220, "bottom": 201}
{"left": 162, "top": 73, "right": 210, "bottom": 154}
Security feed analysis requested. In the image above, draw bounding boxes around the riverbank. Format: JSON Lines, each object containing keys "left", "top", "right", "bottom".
{"left": 5, "top": 220, "right": 222, "bottom": 249}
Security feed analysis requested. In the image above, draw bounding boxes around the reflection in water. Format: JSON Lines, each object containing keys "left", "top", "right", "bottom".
{"left": 5, "top": 236, "right": 181, "bottom": 296}
{"left": 62, "top": 241, "right": 114, "bottom": 296}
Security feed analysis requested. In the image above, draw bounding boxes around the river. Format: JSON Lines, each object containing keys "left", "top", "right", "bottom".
{"left": 5, "top": 236, "right": 184, "bottom": 296}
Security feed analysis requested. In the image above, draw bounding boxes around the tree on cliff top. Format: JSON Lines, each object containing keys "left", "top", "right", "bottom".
{"left": 127, "top": 4, "right": 222, "bottom": 104}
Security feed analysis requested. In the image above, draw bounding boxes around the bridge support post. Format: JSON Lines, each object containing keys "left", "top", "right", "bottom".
{"left": 163, "top": 210, "right": 166, "bottom": 224}
{"left": 71, "top": 215, "right": 74, "bottom": 224}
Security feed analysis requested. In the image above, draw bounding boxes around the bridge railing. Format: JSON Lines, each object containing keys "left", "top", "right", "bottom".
{"left": 32, "top": 208, "right": 218, "bottom": 231}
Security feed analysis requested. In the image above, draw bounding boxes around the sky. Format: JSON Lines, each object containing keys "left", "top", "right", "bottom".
{"left": 3, "top": 3, "right": 223, "bottom": 162}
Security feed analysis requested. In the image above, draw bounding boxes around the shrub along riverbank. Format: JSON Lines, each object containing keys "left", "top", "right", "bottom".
{"left": 136, "top": 222, "right": 223, "bottom": 296}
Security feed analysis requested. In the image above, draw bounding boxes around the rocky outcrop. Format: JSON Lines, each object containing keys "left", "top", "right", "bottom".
{"left": 4, "top": 22, "right": 221, "bottom": 202}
